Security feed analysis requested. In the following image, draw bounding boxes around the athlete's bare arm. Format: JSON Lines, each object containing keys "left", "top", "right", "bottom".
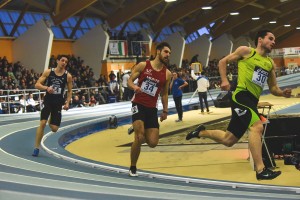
{"left": 218, "top": 46, "right": 251, "bottom": 91}
{"left": 35, "top": 69, "right": 52, "bottom": 93}
{"left": 268, "top": 60, "right": 292, "bottom": 97}
{"left": 160, "top": 69, "right": 172, "bottom": 122}
{"left": 64, "top": 73, "right": 73, "bottom": 110}
{"left": 127, "top": 62, "right": 146, "bottom": 93}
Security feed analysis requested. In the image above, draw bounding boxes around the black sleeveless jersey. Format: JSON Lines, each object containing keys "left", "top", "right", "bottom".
{"left": 44, "top": 68, "right": 68, "bottom": 104}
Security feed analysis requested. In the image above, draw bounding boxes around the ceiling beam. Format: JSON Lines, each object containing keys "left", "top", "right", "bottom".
{"left": 273, "top": 17, "right": 300, "bottom": 38}
{"left": 154, "top": 2, "right": 169, "bottom": 25}
{"left": 231, "top": 1, "right": 300, "bottom": 38}
{"left": 58, "top": 24, "right": 68, "bottom": 39}
{"left": 0, "top": 19, "right": 8, "bottom": 36}
{"left": 276, "top": 29, "right": 299, "bottom": 44}
{"left": 0, "top": 0, "right": 11, "bottom": 8}
{"left": 86, "top": 6, "right": 108, "bottom": 18}
{"left": 248, "top": 10, "right": 300, "bottom": 39}
{"left": 55, "top": 0, "right": 61, "bottom": 16}
{"left": 106, "top": 0, "right": 163, "bottom": 29}
{"left": 152, "top": 0, "right": 214, "bottom": 32}
{"left": 9, "top": 4, "right": 29, "bottom": 37}
{"left": 23, "top": 0, "right": 50, "bottom": 12}
{"left": 184, "top": 0, "right": 255, "bottom": 36}
{"left": 69, "top": 12, "right": 86, "bottom": 39}
{"left": 212, "top": 1, "right": 282, "bottom": 39}
{"left": 51, "top": 0, "right": 97, "bottom": 25}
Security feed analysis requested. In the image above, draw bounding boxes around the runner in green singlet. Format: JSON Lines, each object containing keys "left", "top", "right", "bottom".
{"left": 186, "top": 30, "right": 292, "bottom": 180}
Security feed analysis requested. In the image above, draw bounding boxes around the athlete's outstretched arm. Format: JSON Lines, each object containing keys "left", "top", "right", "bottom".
{"left": 160, "top": 69, "right": 172, "bottom": 122}
{"left": 218, "top": 46, "right": 251, "bottom": 91}
{"left": 268, "top": 61, "right": 292, "bottom": 97}
{"left": 64, "top": 73, "right": 73, "bottom": 110}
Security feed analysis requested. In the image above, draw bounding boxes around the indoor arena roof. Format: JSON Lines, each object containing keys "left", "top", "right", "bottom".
{"left": 1, "top": 0, "right": 299, "bottom": 43}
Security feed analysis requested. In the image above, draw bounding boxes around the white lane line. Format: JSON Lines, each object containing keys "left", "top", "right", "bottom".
{"left": 0, "top": 172, "right": 213, "bottom": 200}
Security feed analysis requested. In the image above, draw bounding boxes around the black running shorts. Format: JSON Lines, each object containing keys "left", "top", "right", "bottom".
{"left": 131, "top": 102, "right": 159, "bottom": 129}
{"left": 227, "top": 90, "right": 260, "bottom": 139}
{"left": 40, "top": 102, "right": 63, "bottom": 126}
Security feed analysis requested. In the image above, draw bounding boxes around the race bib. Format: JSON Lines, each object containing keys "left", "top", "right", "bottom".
{"left": 52, "top": 85, "right": 62, "bottom": 94}
{"left": 140, "top": 79, "right": 158, "bottom": 97}
{"left": 252, "top": 66, "right": 269, "bottom": 88}
{"left": 131, "top": 105, "right": 138, "bottom": 114}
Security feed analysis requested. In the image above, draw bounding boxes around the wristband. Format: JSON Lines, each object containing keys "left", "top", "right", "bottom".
{"left": 163, "top": 110, "right": 168, "bottom": 114}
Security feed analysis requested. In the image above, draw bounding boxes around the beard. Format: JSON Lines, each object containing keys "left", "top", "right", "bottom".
{"left": 159, "top": 54, "right": 169, "bottom": 66}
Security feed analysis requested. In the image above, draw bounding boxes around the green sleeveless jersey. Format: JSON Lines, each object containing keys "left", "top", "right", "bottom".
{"left": 235, "top": 48, "right": 273, "bottom": 99}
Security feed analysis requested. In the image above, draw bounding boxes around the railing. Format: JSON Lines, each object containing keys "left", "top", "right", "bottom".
{"left": 0, "top": 86, "right": 111, "bottom": 114}
{"left": 0, "top": 75, "right": 242, "bottom": 114}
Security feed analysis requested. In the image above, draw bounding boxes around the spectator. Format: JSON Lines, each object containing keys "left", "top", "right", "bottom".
{"left": 71, "top": 95, "right": 83, "bottom": 108}
{"left": 26, "top": 93, "right": 37, "bottom": 112}
{"left": 89, "top": 95, "right": 97, "bottom": 106}
{"left": 122, "top": 71, "right": 131, "bottom": 101}
{"left": 191, "top": 69, "right": 210, "bottom": 113}
{"left": 170, "top": 71, "right": 188, "bottom": 122}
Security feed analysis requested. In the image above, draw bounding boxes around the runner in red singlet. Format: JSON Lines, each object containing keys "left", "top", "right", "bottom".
{"left": 127, "top": 42, "right": 172, "bottom": 176}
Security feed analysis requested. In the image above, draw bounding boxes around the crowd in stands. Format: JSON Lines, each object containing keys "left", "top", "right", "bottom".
{"left": 1, "top": 52, "right": 297, "bottom": 114}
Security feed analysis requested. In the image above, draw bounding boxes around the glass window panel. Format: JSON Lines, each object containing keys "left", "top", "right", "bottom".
{"left": 85, "top": 18, "right": 95, "bottom": 28}
{"left": 142, "top": 23, "right": 150, "bottom": 29}
{"left": 61, "top": 20, "right": 70, "bottom": 27}
{"left": 75, "top": 30, "right": 83, "bottom": 39}
{"left": 67, "top": 17, "right": 77, "bottom": 27}
{"left": 64, "top": 27, "right": 72, "bottom": 36}
{"left": 82, "top": 28, "right": 89, "bottom": 34}
{"left": 80, "top": 19, "right": 88, "bottom": 28}
{"left": 20, "top": 18, "right": 26, "bottom": 25}
{"left": 9, "top": 11, "right": 20, "bottom": 23}
{"left": 134, "top": 22, "right": 141, "bottom": 30}
{"left": 158, "top": 35, "right": 165, "bottom": 42}
{"left": 162, "top": 27, "right": 171, "bottom": 34}
{"left": 4, "top": 24, "right": 13, "bottom": 34}
{"left": 33, "top": 13, "right": 43, "bottom": 22}
{"left": 24, "top": 13, "right": 35, "bottom": 25}
{"left": 127, "top": 22, "right": 137, "bottom": 32}
{"left": 93, "top": 18, "right": 101, "bottom": 25}
{"left": 114, "top": 23, "right": 124, "bottom": 31}
{"left": 17, "top": 26, "right": 27, "bottom": 36}
{"left": 185, "top": 37, "right": 191, "bottom": 44}
{"left": 0, "top": 11, "right": 12, "bottom": 23}
{"left": 0, "top": 28, "right": 4, "bottom": 36}
{"left": 198, "top": 27, "right": 209, "bottom": 36}
{"left": 51, "top": 26, "right": 64, "bottom": 38}
{"left": 44, "top": 14, "right": 51, "bottom": 20}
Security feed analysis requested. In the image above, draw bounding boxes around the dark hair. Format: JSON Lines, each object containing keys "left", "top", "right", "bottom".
{"left": 255, "top": 30, "right": 273, "bottom": 47}
{"left": 57, "top": 55, "right": 69, "bottom": 61}
{"left": 156, "top": 42, "right": 171, "bottom": 51}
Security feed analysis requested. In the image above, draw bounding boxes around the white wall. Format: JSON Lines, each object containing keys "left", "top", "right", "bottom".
{"left": 185, "top": 35, "right": 212, "bottom": 67}
{"left": 210, "top": 34, "right": 232, "bottom": 60}
{"left": 164, "top": 32, "right": 185, "bottom": 68}
{"left": 13, "top": 20, "right": 53, "bottom": 73}
{"left": 73, "top": 25, "right": 109, "bottom": 77}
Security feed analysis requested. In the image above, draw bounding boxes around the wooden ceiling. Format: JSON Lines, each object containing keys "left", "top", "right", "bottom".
{"left": 1, "top": 0, "right": 299, "bottom": 42}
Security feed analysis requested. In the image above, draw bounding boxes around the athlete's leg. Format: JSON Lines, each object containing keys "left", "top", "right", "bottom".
{"left": 34, "top": 119, "right": 47, "bottom": 149}
{"left": 130, "top": 120, "right": 145, "bottom": 166}
{"left": 199, "top": 129, "right": 239, "bottom": 147}
{"left": 248, "top": 121, "right": 264, "bottom": 172}
{"left": 145, "top": 128, "right": 159, "bottom": 148}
